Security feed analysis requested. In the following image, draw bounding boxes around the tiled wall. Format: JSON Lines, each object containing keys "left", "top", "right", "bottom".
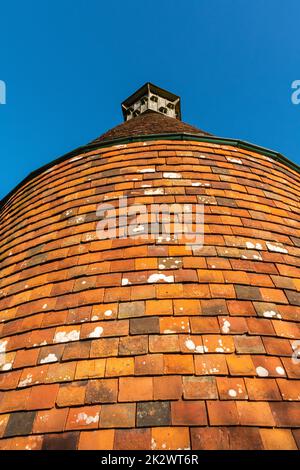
{"left": 0, "top": 140, "right": 299, "bottom": 450}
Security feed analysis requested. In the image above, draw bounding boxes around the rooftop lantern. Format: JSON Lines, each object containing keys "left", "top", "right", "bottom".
{"left": 121, "top": 82, "right": 181, "bottom": 121}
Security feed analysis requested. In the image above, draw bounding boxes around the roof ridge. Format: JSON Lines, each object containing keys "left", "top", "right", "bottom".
{"left": 91, "top": 110, "right": 212, "bottom": 144}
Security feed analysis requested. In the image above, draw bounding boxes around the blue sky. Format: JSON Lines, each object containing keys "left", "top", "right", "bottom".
{"left": 0, "top": 0, "right": 299, "bottom": 200}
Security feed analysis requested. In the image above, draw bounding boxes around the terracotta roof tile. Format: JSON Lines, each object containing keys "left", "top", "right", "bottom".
{"left": 114, "top": 428, "right": 151, "bottom": 450}
{"left": 56, "top": 382, "right": 87, "bottom": 407}
{"left": 153, "top": 375, "right": 183, "bottom": 400}
{"left": 207, "top": 400, "right": 239, "bottom": 425}
{"left": 259, "top": 428, "right": 298, "bottom": 450}
{"left": 91, "top": 111, "right": 211, "bottom": 143}
{"left": 171, "top": 400, "right": 207, "bottom": 426}
{"left": 78, "top": 429, "right": 114, "bottom": 450}
{"left": 32, "top": 408, "right": 68, "bottom": 434}
{"left": 236, "top": 401, "right": 275, "bottom": 426}
{"left": 42, "top": 432, "right": 79, "bottom": 450}
{"left": 270, "top": 402, "right": 300, "bottom": 427}
{"left": 65, "top": 405, "right": 101, "bottom": 431}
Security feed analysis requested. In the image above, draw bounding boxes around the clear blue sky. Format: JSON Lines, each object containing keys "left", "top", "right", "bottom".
{"left": 1, "top": 0, "right": 299, "bottom": 200}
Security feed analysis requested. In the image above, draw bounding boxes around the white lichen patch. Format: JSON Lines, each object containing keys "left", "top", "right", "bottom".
{"left": 64, "top": 209, "right": 74, "bottom": 217}
{"left": 74, "top": 216, "right": 85, "bottom": 224}
{"left": 158, "top": 258, "right": 182, "bottom": 270}
{"left": 40, "top": 353, "right": 58, "bottom": 364}
{"left": 156, "top": 235, "right": 176, "bottom": 243}
{"left": 185, "top": 339, "right": 196, "bottom": 351}
{"left": 91, "top": 315, "right": 99, "bottom": 321}
{"left": 80, "top": 316, "right": 89, "bottom": 323}
{"left": 292, "top": 340, "right": 300, "bottom": 351}
{"left": 209, "top": 367, "right": 219, "bottom": 374}
{"left": 163, "top": 329, "right": 176, "bottom": 334}
{"left": 19, "top": 374, "right": 33, "bottom": 387}
{"left": 227, "top": 157, "right": 243, "bottom": 164}
{"left": 147, "top": 273, "right": 174, "bottom": 283}
{"left": 275, "top": 366, "right": 285, "bottom": 375}
{"left": 191, "top": 181, "right": 210, "bottom": 187}
{"left": 0, "top": 340, "right": 7, "bottom": 353}
{"left": 143, "top": 188, "right": 164, "bottom": 195}
{"left": 104, "top": 309, "right": 113, "bottom": 317}
{"left": 205, "top": 338, "right": 231, "bottom": 353}
{"left": 151, "top": 438, "right": 157, "bottom": 450}
{"left": 138, "top": 168, "right": 155, "bottom": 173}
{"left": 88, "top": 326, "right": 104, "bottom": 338}
{"left": 184, "top": 339, "right": 207, "bottom": 353}
{"left": 1, "top": 362, "right": 12, "bottom": 371}
{"left": 38, "top": 414, "right": 50, "bottom": 424}
{"left": 76, "top": 412, "right": 99, "bottom": 425}
{"left": 266, "top": 242, "right": 288, "bottom": 254}
{"left": 263, "top": 310, "right": 281, "bottom": 319}
{"left": 163, "top": 172, "right": 182, "bottom": 179}
{"left": 54, "top": 330, "right": 80, "bottom": 343}
{"left": 42, "top": 304, "right": 48, "bottom": 310}
{"left": 228, "top": 389, "right": 237, "bottom": 397}
{"left": 84, "top": 233, "right": 96, "bottom": 242}
{"left": 33, "top": 340, "right": 48, "bottom": 347}
{"left": 195, "top": 345, "right": 208, "bottom": 354}
{"left": 256, "top": 366, "right": 269, "bottom": 377}
{"left": 245, "top": 241, "right": 262, "bottom": 250}
{"left": 122, "top": 278, "right": 131, "bottom": 286}
{"left": 181, "top": 321, "right": 189, "bottom": 332}
{"left": 222, "top": 320, "right": 231, "bottom": 334}
{"left": 132, "top": 225, "right": 145, "bottom": 233}
{"left": 114, "top": 144, "right": 127, "bottom": 149}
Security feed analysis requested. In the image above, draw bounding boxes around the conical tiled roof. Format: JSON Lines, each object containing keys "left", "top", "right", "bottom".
{"left": 91, "top": 110, "right": 211, "bottom": 144}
